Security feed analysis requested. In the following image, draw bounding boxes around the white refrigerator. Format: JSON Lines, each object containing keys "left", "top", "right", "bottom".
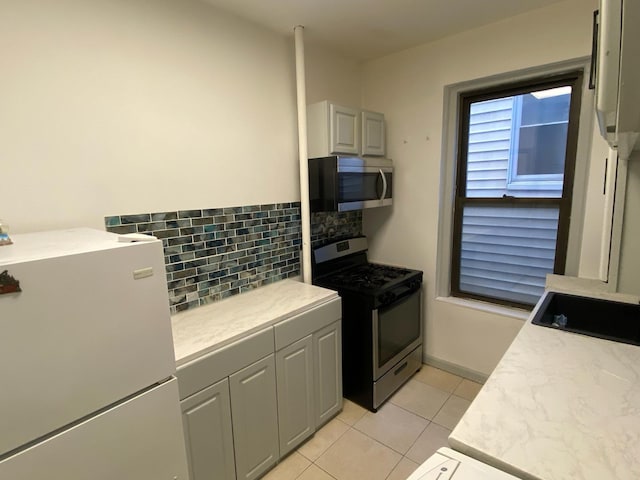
{"left": 0, "top": 228, "right": 189, "bottom": 479}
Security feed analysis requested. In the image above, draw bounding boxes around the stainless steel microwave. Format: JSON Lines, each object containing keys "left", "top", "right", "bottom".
{"left": 308, "top": 156, "right": 393, "bottom": 212}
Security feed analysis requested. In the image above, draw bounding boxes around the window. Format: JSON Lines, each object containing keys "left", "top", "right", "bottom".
{"left": 451, "top": 72, "right": 583, "bottom": 308}
{"left": 508, "top": 87, "right": 571, "bottom": 191}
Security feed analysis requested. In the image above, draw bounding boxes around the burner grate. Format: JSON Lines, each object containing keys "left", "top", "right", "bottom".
{"left": 325, "top": 264, "right": 411, "bottom": 290}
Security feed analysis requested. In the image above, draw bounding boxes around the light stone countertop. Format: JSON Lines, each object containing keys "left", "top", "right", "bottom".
{"left": 449, "top": 288, "right": 640, "bottom": 480}
{"left": 171, "top": 279, "right": 339, "bottom": 366}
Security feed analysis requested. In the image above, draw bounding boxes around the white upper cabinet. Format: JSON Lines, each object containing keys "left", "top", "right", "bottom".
{"left": 361, "top": 110, "right": 386, "bottom": 156}
{"left": 307, "top": 101, "right": 386, "bottom": 158}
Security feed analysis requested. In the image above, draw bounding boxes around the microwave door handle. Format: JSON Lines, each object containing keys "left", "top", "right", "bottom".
{"left": 379, "top": 169, "right": 387, "bottom": 200}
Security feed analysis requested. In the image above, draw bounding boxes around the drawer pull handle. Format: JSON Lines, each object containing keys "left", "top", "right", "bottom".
{"left": 394, "top": 361, "right": 408, "bottom": 376}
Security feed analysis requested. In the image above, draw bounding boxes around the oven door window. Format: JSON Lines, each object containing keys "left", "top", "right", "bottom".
{"left": 338, "top": 172, "right": 392, "bottom": 202}
{"left": 377, "top": 291, "right": 421, "bottom": 370}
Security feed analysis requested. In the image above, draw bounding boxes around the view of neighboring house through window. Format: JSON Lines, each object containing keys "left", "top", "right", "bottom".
{"left": 451, "top": 73, "right": 583, "bottom": 308}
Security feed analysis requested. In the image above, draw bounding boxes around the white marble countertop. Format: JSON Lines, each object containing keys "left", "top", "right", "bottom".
{"left": 449, "top": 288, "right": 640, "bottom": 480}
{"left": 171, "top": 279, "right": 339, "bottom": 366}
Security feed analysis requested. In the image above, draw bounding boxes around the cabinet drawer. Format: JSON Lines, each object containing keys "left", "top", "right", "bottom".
{"left": 274, "top": 297, "right": 341, "bottom": 351}
{"left": 176, "top": 327, "right": 274, "bottom": 400}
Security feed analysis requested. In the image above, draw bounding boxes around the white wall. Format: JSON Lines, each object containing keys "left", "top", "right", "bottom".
{"left": 3, "top": 0, "right": 613, "bottom": 374}
{"left": 304, "top": 43, "right": 362, "bottom": 107}
{"left": 361, "top": 0, "right": 597, "bottom": 375}
{"left": 0, "top": 0, "right": 299, "bottom": 233}
{"left": 578, "top": 124, "right": 610, "bottom": 279}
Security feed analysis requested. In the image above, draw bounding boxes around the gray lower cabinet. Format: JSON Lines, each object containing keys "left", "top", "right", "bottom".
{"left": 313, "top": 320, "right": 343, "bottom": 428}
{"left": 181, "top": 378, "right": 236, "bottom": 480}
{"left": 229, "top": 354, "right": 279, "bottom": 480}
{"left": 177, "top": 297, "right": 342, "bottom": 480}
{"left": 273, "top": 298, "right": 343, "bottom": 435}
{"left": 276, "top": 335, "right": 315, "bottom": 456}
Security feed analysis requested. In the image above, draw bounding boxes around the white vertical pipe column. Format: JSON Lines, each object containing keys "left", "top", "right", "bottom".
{"left": 294, "top": 25, "right": 312, "bottom": 284}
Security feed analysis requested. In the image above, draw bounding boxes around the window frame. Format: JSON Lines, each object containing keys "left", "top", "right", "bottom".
{"left": 506, "top": 95, "right": 567, "bottom": 191}
{"left": 450, "top": 71, "right": 584, "bottom": 309}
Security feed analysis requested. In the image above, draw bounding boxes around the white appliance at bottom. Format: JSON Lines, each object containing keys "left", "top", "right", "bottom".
{"left": 0, "top": 228, "right": 189, "bottom": 479}
{"left": 0, "top": 379, "right": 187, "bottom": 479}
{"left": 408, "top": 448, "right": 521, "bottom": 480}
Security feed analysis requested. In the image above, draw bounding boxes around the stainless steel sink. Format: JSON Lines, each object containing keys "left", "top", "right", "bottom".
{"left": 532, "top": 292, "right": 640, "bottom": 346}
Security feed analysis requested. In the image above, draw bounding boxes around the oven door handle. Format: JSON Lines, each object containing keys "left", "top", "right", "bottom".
{"left": 379, "top": 169, "right": 387, "bottom": 201}
{"left": 378, "top": 283, "right": 421, "bottom": 309}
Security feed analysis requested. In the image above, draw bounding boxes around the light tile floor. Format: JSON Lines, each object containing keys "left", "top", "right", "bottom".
{"left": 263, "top": 365, "right": 483, "bottom": 480}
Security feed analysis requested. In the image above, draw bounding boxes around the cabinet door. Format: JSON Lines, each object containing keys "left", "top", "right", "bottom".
{"left": 330, "top": 103, "right": 359, "bottom": 155}
{"left": 229, "top": 354, "right": 279, "bottom": 480}
{"left": 276, "top": 335, "right": 315, "bottom": 456}
{"left": 361, "top": 110, "right": 386, "bottom": 156}
{"left": 314, "top": 320, "right": 343, "bottom": 428}
{"left": 181, "top": 378, "right": 236, "bottom": 480}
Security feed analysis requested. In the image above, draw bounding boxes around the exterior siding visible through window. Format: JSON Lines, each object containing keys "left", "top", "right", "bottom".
{"left": 451, "top": 71, "right": 583, "bottom": 308}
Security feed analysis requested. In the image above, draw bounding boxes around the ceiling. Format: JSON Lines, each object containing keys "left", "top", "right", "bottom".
{"left": 201, "top": 0, "right": 567, "bottom": 60}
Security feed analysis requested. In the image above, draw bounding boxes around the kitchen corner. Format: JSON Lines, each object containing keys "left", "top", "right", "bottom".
{"left": 172, "top": 278, "right": 344, "bottom": 480}
{"left": 448, "top": 281, "right": 640, "bottom": 480}
{"left": 4, "top": 0, "right": 640, "bottom": 479}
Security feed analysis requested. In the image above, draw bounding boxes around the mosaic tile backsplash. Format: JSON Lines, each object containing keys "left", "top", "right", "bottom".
{"left": 105, "top": 203, "right": 361, "bottom": 314}
{"left": 310, "top": 211, "right": 362, "bottom": 248}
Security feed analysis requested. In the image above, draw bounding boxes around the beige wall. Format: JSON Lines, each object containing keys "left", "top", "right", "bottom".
{"left": 1, "top": 0, "right": 299, "bottom": 233}
{"left": 3, "top": 0, "right": 620, "bottom": 374}
{"left": 304, "top": 42, "right": 362, "bottom": 107}
{"left": 578, "top": 126, "right": 609, "bottom": 280}
{"left": 617, "top": 151, "right": 640, "bottom": 294}
{"left": 361, "top": 0, "right": 598, "bottom": 375}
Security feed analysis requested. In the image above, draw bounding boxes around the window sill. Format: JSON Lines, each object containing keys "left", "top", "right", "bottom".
{"left": 435, "top": 295, "right": 530, "bottom": 321}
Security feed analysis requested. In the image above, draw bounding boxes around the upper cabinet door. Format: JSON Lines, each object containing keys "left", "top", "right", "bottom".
{"left": 307, "top": 101, "right": 387, "bottom": 158}
{"left": 361, "top": 110, "right": 386, "bottom": 156}
{"left": 330, "top": 103, "right": 360, "bottom": 155}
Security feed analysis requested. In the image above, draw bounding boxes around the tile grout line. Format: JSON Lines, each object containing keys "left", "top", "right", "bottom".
{"left": 304, "top": 420, "right": 349, "bottom": 480}
{"left": 310, "top": 458, "right": 339, "bottom": 480}
{"left": 383, "top": 375, "right": 466, "bottom": 470}
{"left": 297, "top": 416, "right": 351, "bottom": 464}
{"left": 312, "top": 422, "right": 404, "bottom": 480}
{"left": 288, "top": 368, "right": 480, "bottom": 480}
{"left": 351, "top": 416, "right": 430, "bottom": 457}
{"left": 382, "top": 450, "right": 407, "bottom": 480}
{"left": 350, "top": 418, "right": 422, "bottom": 457}
{"left": 314, "top": 401, "right": 442, "bottom": 479}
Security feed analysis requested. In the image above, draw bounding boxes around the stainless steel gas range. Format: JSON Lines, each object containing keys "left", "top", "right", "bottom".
{"left": 312, "top": 236, "right": 423, "bottom": 412}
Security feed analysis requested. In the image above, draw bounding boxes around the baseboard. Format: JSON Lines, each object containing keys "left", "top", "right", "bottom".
{"left": 422, "top": 354, "right": 489, "bottom": 384}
